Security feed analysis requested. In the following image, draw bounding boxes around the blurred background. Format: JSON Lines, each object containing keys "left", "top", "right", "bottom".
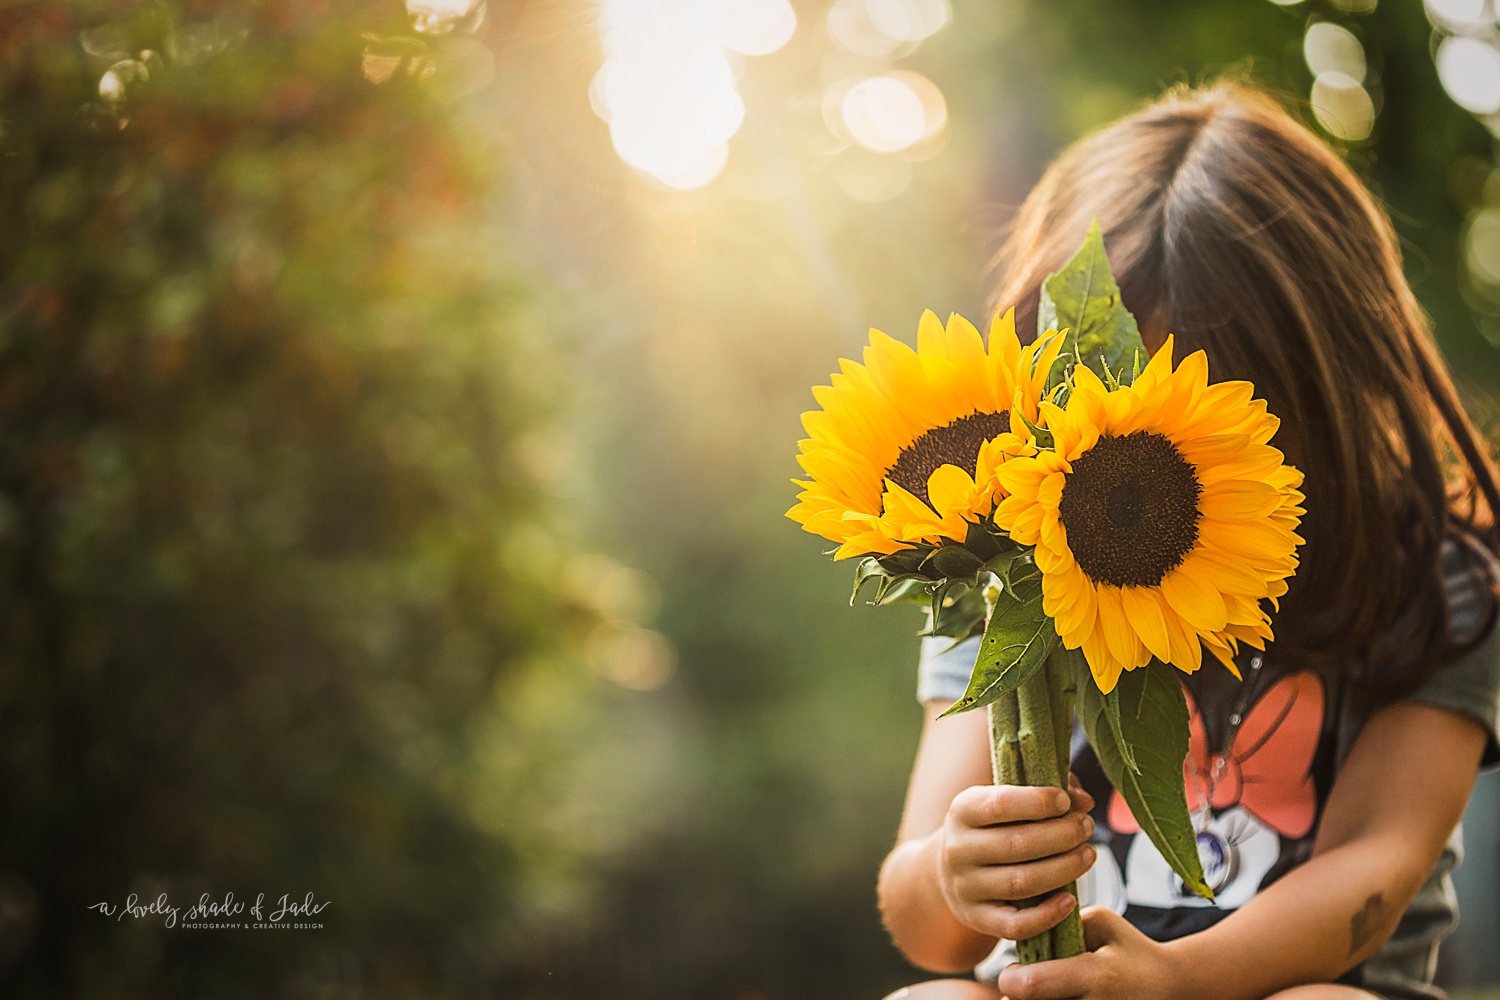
{"left": 2, "top": 0, "right": 1499, "bottom": 997}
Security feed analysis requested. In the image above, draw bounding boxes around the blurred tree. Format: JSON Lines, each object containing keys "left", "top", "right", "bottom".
{"left": 0, "top": 1, "right": 640, "bottom": 995}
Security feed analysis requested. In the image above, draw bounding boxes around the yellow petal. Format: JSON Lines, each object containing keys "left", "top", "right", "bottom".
{"left": 1096, "top": 585, "right": 1142, "bottom": 668}
{"left": 1160, "top": 564, "right": 1230, "bottom": 632}
{"left": 1120, "top": 586, "right": 1172, "bottom": 663}
{"left": 926, "top": 464, "right": 978, "bottom": 517}
{"left": 1082, "top": 622, "right": 1124, "bottom": 694}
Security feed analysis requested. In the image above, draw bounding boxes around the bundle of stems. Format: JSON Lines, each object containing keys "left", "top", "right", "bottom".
{"left": 986, "top": 651, "right": 1086, "bottom": 961}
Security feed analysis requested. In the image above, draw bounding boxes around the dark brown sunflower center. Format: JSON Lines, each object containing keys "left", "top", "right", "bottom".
{"left": 1057, "top": 430, "right": 1201, "bottom": 588}
{"left": 885, "top": 411, "right": 1009, "bottom": 508}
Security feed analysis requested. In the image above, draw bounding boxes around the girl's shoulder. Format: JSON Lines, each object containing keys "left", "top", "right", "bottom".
{"left": 1410, "top": 532, "right": 1500, "bottom": 767}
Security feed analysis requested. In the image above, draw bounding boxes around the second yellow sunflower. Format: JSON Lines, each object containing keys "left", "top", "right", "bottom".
{"left": 994, "top": 337, "right": 1305, "bottom": 693}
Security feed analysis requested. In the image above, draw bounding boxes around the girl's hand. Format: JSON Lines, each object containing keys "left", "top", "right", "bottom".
{"left": 995, "top": 908, "right": 1181, "bottom": 1000}
{"left": 936, "top": 775, "right": 1096, "bottom": 942}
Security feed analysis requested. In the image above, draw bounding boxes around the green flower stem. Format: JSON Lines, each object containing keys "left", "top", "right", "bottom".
{"left": 987, "top": 690, "right": 1022, "bottom": 785}
{"left": 1044, "top": 653, "right": 1086, "bottom": 959}
{"left": 987, "top": 693, "right": 1049, "bottom": 962}
{"left": 1016, "top": 665, "right": 1061, "bottom": 784}
{"left": 1046, "top": 651, "right": 1076, "bottom": 780}
{"left": 986, "top": 667, "right": 1084, "bottom": 965}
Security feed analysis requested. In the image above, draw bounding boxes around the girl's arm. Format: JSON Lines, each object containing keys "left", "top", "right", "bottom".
{"left": 996, "top": 701, "right": 1487, "bottom": 1000}
{"left": 878, "top": 701, "right": 1095, "bottom": 973}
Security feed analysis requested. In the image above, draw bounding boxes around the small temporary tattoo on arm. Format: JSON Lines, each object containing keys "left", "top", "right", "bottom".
{"left": 1348, "top": 893, "right": 1386, "bottom": 958}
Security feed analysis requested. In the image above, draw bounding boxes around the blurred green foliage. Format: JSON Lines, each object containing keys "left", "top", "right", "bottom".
{"left": 0, "top": 2, "right": 657, "bottom": 995}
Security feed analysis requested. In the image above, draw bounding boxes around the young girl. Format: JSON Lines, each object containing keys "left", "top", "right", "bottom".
{"left": 876, "top": 84, "right": 1500, "bottom": 1000}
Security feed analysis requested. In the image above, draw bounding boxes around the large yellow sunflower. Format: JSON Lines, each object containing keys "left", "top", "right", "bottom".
{"left": 993, "top": 337, "right": 1305, "bottom": 693}
{"left": 788, "top": 309, "right": 1063, "bottom": 559}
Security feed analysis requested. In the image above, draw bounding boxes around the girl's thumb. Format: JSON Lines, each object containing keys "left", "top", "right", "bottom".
{"left": 1080, "top": 906, "right": 1138, "bottom": 950}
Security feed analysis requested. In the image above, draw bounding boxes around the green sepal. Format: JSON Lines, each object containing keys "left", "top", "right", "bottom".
{"left": 1011, "top": 407, "right": 1053, "bottom": 450}
{"left": 876, "top": 545, "right": 938, "bottom": 578}
{"left": 964, "top": 519, "right": 1007, "bottom": 562}
{"left": 938, "top": 561, "right": 1057, "bottom": 718}
{"left": 998, "top": 553, "right": 1041, "bottom": 601}
{"left": 922, "top": 543, "right": 985, "bottom": 580}
{"left": 1029, "top": 329, "right": 1067, "bottom": 384}
{"left": 926, "top": 582, "right": 987, "bottom": 643}
{"left": 850, "top": 556, "right": 887, "bottom": 606}
{"left": 1077, "top": 658, "right": 1212, "bottom": 901}
{"left": 877, "top": 577, "right": 929, "bottom": 606}
{"left": 1038, "top": 219, "right": 1147, "bottom": 392}
{"left": 981, "top": 548, "right": 1020, "bottom": 586}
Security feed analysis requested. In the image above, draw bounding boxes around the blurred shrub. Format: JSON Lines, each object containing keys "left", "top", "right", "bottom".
{"left": 0, "top": 2, "right": 624, "bottom": 995}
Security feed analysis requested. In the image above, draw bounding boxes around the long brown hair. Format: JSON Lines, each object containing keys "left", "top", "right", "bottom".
{"left": 991, "top": 82, "right": 1500, "bottom": 695}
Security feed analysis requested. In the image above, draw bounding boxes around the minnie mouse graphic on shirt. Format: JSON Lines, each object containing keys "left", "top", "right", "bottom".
{"left": 1071, "top": 659, "right": 1330, "bottom": 941}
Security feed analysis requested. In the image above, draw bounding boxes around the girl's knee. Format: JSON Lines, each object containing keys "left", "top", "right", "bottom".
{"left": 883, "top": 980, "right": 1003, "bottom": 1000}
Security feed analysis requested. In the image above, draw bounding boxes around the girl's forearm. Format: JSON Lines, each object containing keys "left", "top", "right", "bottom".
{"left": 1162, "top": 833, "right": 1431, "bottom": 1000}
{"left": 878, "top": 832, "right": 997, "bottom": 973}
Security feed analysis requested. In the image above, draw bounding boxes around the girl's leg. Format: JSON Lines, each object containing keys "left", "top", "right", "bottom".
{"left": 1265, "top": 988, "right": 1383, "bottom": 1000}
{"left": 882, "top": 981, "right": 1002, "bottom": 1000}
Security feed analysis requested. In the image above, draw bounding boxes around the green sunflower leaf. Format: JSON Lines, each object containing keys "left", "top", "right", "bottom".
{"left": 1038, "top": 219, "right": 1147, "bottom": 392}
{"left": 938, "top": 566, "right": 1056, "bottom": 718}
{"left": 1078, "top": 659, "right": 1212, "bottom": 901}
{"left": 1102, "top": 684, "right": 1138, "bottom": 774}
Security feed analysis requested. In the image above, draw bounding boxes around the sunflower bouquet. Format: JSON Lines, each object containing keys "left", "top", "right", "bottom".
{"left": 786, "top": 223, "right": 1304, "bottom": 962}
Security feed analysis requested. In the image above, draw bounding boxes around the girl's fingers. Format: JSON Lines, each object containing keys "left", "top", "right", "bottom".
{"left": 952, "top": 784, "right": 1072, "bottom": 827}
{"left": 1066, "top": 775, "right": 1094, "bottom": 814}
{"left": 949, "top": 811, "right": 1095, "bottom": 866}
{"left": 995, "top": 954, "right": 1094, "bottom": 1000}
{"left": 965, "top": 890, "right": 1076, "bottom": 941}
{"left": 966, "top": 842, "right": 1097, "bottom": 901}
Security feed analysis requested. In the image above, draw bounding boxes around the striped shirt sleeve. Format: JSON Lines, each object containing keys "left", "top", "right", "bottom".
{"left": 1410, "top": 535, "right": 1500, "bottom": 768}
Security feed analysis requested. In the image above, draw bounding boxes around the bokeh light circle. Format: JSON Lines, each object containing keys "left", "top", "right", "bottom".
{"left": 592, "top": 0, "right": 797, "bottom": 187}
{"left": 1303, "top": 22, "right": 1366, "bottom": 83}
{"left": 654, "top": 142, "right": 731, "bottom": 191}
{"left": 865, "top": 0, "right": 951, "bottom": 43}
{"left": 827, "top": 0, "right": 912, "bottom": 59}
{"left": 715, "top": 0, "right": 797, "bottom": 56}
{"left": 842, "top": 75, "right": 928, "bottom": 152}
{"left": 1467, "top": 207, "right": 1500, "bottom": 284}
{"left": 407, "top": 0, "right": 485, "bottom": 36}
{"left": 1424, "top": 0, "right": 1490, "bottom": 33}
{"left": 1311, "top": 71, "right": 1375, "bottom": 141}
{"left": 1438, "top": 36, "right": 1500, "bottom": 115}
{"left": 609, "top": 86, "right": 745, "bottom": 177}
